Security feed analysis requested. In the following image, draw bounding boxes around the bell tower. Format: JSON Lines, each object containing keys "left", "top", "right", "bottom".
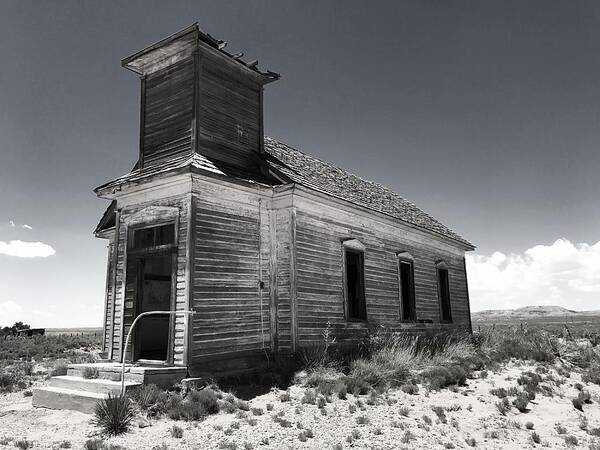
{"left": 122, "top": 24, "right": 279, "bottom": 176}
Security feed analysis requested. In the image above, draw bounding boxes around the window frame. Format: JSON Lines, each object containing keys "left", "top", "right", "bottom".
{"left": 397, "top": 251, "right": 417, "bottom": 322}
{"left": 436, "top": 261, "right": 452, "bottom": 323}
{"left": 128, "top": 221, "right": 178, "bottom": 256}
{"left": 341, "top": 239, "right": 367, "bottom": 322}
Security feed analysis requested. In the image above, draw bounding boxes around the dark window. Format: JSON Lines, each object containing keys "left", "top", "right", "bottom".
{"left": 345, "top": 249, "right": 367, "bottom": 321}
{"left": 133, "top": 224, "right": 175, "bottom": 249}
{"left": 438, "top": 267, "right": 452, "bottom": 322}
{"left": 399, "top": 260, "right": 416, "bottom": 321}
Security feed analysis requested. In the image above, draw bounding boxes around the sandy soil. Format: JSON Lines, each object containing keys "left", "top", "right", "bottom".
{"left": 1, "top": 362, "right": 599, "bottom": 449}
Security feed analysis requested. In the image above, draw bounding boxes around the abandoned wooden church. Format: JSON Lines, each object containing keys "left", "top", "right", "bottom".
{"left": 93, "top": 24, "right": 475, "bottom": 378}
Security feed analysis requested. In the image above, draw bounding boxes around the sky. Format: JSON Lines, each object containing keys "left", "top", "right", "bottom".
{"left": 1, "top": 1, "right": 599, "bottom": 327}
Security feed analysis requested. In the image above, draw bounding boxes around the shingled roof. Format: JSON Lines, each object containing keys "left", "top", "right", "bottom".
{"left": 264, "top": 137, "right": 474, "bottom": 249}
{"left": 94, "top": 137, "right": 473, "bottom": 249}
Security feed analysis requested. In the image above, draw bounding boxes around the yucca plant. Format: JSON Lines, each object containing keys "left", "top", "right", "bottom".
{"left": 93, "top": 392, "right": 135, "bottom": 435}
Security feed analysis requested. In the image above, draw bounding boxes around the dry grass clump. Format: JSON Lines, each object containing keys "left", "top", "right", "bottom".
{"left": 132, "top": 386, "right": 223, "bottom": 421}
{"left": 299, "top": 330, "right": 481, "bottom": 396}
{"left": 479, "top": 328, "right": 557, "bottom": 363}
{"left": 496, "top": 398, "right": 511, "bottom": 415}
{"left": 170, "top": 425, "right": 183, "bottom": 438}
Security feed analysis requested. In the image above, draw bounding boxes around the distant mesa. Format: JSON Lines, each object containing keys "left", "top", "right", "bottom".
{"left": 472, "top": 305, "right": 600, "bottom": 321}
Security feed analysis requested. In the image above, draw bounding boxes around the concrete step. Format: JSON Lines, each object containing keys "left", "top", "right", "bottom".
{"left": 66, "top": 367, "right": 144, "bottom": 383}
{"left": 49, "top": 376, "right": 141, "bottom": 394}
{"left": 33, "top": 386, "right": 106, "bottom": 414}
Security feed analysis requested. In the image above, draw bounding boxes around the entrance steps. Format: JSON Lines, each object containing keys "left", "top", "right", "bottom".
{"left": 33, "top": 363, "right": 187, "bottom": 414}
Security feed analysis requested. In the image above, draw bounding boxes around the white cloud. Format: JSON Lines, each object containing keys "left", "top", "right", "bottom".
{"left": 466, "top": 238, "right": 600, "bottom": 312}
{"left": 22, "top": 224, "right": 32, "bottom": 230}
{"left": 0, "top": 240, "right": 56, "bottom": 258}
{"left": 8, "top": 220, "right": 15, "bottom": 227}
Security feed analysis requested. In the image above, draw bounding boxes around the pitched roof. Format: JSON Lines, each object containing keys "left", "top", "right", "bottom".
{"left": 94, "top": 138, "right": 473, "bottom": 249}
{"left": 264, "top": 137, "right": 474, "bottom": 249}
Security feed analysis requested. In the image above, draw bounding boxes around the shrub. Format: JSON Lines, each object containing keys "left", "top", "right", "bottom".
{"left": 151, "top": 445, "right": 169, "bottom": 450}
{"left": 431, "top": 406, "right": 447, "bottom": 424}
{"left": 51, "top": 361, "right": 69, "bottom": 376}
{"left": 483, "top": 328, "right": 556, "bottom": 363}
{"left": 14, "top": 440, "right": 33, "bottom": 450}
{"left": 93, "top": 393, "right": 135, "bottom": 436}
{"left": 422, "top": 415, "right": 432, "bottom": 425}
{"left": 301, "top": 390, "right": 316, "bottom": 405}
{"left": 513, "top": 392, "right": 530, "bottom": 412}
{"left": 399, "top": 406, "right": 410, "bottom": 417}
{"left": 589, "top": 428, "right": 600, "bottom": 437}
{"left": 356, "top": 415, "right": 370, "bottom": 425}
{"left": 401, "top": 383, "right": 419, "bottom": 395}
{"left": 316, "top": 395, "right": 326, "bottom": 408}
{"left": 582, "top": 364, "right": 600, "bottom": 385}
{"left": 525, "top": 422, "right": 534, "bottom": 430}
{"left": 58, "top": 441, "right": 72, "bottom": 448}
{"left": 0, "top": 372, "right": 16, "bottom": 393}
{"left": 490, "top": 387, "right": 508, "bottom": 398}
{"left": 83, "top": 439, "right": 104, "bottom": 450}
{"left": 531, "top": 432, "right": 541, "bottom": 444}
{"left": 401, "top": 431, "right": 415, "bottom": 443}
{"left": 421, "top": 365, "right": 466, "bottom": 390}
{"left": 572, "top": 397, "right": 584, "bottom": 412}
{"left": 564, "top": 435, "right": 578, "bottom": 446}
{"left": 251, "top": 407, "right": 263, "bottom": 416}
{"left": 298, "top": 428, "right": 314, "bottom": 442}
{"left": 335, "top": 383, "right": 347, "bottom": 399}
{"left": 555, "top": 424, "right": 567, "bottom": 434}
{"left": 266, "top": 403, "right": 273, "bottom": 411}
{"left": 279, "top": 390, "right": 291, "bottom": 402}
{"left": 465, "top": 437, "right": 477, "bottom": 447}
{"left": 168, "top": 388, "right": 220, "bottom": 420}
{"left": 578, "top": 390, "right": 592, "bottom": 404}
{"left": 517, "top": 371, "right": 542, "bottom": 398}
{"left": 83, "top": 367, "right": 100, "bottom": 379}
{"left": 170, "top": 425, "right": 183, "bottom": 438}
{"left": 130, "top": 384, "right": 167, "bottom": 415}
{"left": 496, "top": 398, "right": 511, "bottom": 415}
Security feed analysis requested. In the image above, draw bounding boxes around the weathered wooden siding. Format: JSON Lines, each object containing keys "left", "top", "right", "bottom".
{"left": 142, "top": 57, "right": 195, "bottom": 168}
{"left": 291, "top": 194, "right": 470, "bottom": 348}
{"left": 190, "top": 178, "right": 271, "bottom": 367}
{"left": 111, "top": 196, "right": 190, "bottom": 365}
{"left": 102, "top": 239, "right": 115, "bottom": 354}
{"left": 196, "top": 46, "right": 263, "bottom": 173}
{"left": 273, "top": 204, "right": 293, "bottom": 353}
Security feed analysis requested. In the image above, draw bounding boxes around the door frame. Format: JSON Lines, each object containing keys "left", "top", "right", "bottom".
{"left": 126, "top": 219, "right": 178, "bottom": 366}
{"left": 132, "top": 250, "right": 177, "bottom": 365}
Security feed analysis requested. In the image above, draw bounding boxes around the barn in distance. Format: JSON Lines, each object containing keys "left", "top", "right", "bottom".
{"left": 94, "top": 23, "right": 475, "bottom": 381}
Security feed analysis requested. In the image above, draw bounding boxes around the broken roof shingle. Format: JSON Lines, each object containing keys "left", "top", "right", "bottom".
{"left": 264, "top": 137, "right": 474, "bottom": 249}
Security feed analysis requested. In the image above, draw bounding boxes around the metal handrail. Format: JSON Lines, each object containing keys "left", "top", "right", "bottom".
{"left": 120, "top": 310, "right": 194, "bottom": 395}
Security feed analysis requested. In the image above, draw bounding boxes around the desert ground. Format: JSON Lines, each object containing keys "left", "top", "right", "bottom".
{"left": 1, "top": 313, "right": 600, "bottom": 450}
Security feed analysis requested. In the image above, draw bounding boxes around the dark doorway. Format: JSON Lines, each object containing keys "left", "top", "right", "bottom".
{"left": 135, "top": 254, "right": 173, "bottom": 361}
